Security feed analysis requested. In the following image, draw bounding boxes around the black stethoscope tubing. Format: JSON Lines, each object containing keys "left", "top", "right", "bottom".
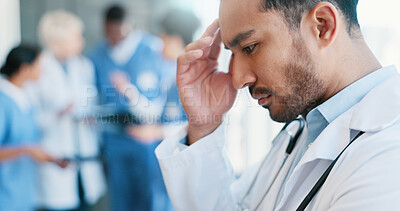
{"left": 239, "top": 117, "right": 305, "bottom": 210}
{"left": 281, "top": 117, "right": 305, "bottom": 155}
{"left": 238, "top": 116, "right": 364, "bottom": 211}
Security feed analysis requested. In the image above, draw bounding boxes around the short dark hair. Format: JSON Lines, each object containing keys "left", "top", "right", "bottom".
{"left": 260, "top": 0, "right": 360, "bottom": 35}
{"left": 0, "top": 45, "right": 41, "bottom": 78}
{"left": 105, "top": 4, "right": 126, "bottom": 22}
{"left": 160, "top": 9, "right": 200, "bottom": 45}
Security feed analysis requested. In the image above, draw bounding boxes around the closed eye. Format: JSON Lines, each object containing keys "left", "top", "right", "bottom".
{"left": 242, "top": 44, "right": 257, "bottom": 55}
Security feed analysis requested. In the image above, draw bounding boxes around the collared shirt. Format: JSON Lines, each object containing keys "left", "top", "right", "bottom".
{"left": 108, "top": 30, "right": 143, "bottom": 66}
{"left": 275, "top": 65, "right": 398, "bottom": 208}
{"left": 0, "top": 75, "right": 31, "bottom": 112}
{"left": 108, "top": 30, "right": 163, "bottom": 66}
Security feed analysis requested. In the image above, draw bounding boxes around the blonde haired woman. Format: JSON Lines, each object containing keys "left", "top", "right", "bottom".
{"left": 27, "top": 10, "right": 106, "bottom": 211}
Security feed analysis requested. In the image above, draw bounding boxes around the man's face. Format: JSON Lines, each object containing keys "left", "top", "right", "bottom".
{"left": 105, "top": 21, "right": 131, "bottom": 46}
{"left": 220, "top": 0, "right": 327, "bottom": 122}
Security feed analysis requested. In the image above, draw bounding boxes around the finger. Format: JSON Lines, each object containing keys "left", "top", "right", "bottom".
{"left": 185, "top": 37, "right": 213, "bottom": 52}
{"left": 209, "top": 29, "right": 222, "bottom": 60}
{"left": 177, "top": 50, "right": 203, "bottom": 74}
{"left": 57, "top": 160, "right": 69, "bottom": 168}
{"left": 46, "top": 155, "right": 57, "bottom": 163}
{"left": 201, "top": 19, "right": 220, "bottom": 39}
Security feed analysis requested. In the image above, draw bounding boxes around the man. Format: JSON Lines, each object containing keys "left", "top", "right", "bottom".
{"left": 89, "top": 4, "right": 171, "bottom": 211}
{"left": 156, "top": 0, "right": 400, "bottom": 210}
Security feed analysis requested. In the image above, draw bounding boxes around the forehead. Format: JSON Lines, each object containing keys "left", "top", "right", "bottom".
{"left": 219, "top": 0, "right": 289, "bottom": 47}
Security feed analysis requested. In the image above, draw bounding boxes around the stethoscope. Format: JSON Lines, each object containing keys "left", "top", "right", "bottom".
{"left": 239, "top": 117, "right": 305, "bottom": 210}
{"left": 238, "top": 116, "right": 364, "bottom": 211}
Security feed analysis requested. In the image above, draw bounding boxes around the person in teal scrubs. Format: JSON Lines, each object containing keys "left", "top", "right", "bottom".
{"left": 0, "top": 45, "right": 65, "bottom": 211}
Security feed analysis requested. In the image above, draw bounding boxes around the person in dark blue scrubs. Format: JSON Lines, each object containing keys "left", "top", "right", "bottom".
{"left": 89, "top": 5, "right": 170, "bottom": 211}
{"left": 0, "top": 45, "right": 65, "bottom": 211}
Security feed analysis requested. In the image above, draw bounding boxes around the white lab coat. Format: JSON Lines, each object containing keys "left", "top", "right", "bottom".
{"left": 156, "top": 73, "right": 400, "bottom": 211}
{"left": 26, "top": 52, "right": 106, "bottom": 209}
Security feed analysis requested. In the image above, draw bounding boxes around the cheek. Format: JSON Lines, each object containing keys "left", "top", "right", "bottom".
{"left": 34, "top": 69, "right": 41, "bottom": 79}
{"left": 29, "top": 66, "right": 41, "bottom": 80}
{"left": 60, "top": 42, "right": 71, "bottom": 53}
{"left": 73, "top": 37, "right": 84, "bottom": 53}
{"left": 252, "top": 50, "right": 290, "bottom": 91}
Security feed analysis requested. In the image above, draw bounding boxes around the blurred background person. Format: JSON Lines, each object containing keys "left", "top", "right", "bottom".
{"left": 158, "top": 9, "right": 200, "bottom": 136}
{"left": 110, "top": 8, "right": 201, "bottom": 142}
{"left": 89, "top": 4, "right": 172, "bottom": 211}
{"left": 101, "top": 8, "right": 201, "bottom": 211}
{"left": 0, "top": 45, "right": 65, "bottom": 211}
{"left": 26, "top": 10, "right": 106, "bottom": 211}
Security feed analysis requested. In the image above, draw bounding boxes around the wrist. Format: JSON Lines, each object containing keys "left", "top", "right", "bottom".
{"left": 187, "top": 121, "right": 222, "bottom": 145}
{"left": 20, "top": 147, "right": 32, "bottom": 156}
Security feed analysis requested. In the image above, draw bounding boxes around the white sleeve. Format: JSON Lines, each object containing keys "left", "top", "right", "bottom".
{"left": 155, "top": 124, "right": 238, "bottom": 211}
{"left": 162, "top": 122, "right": 188, "bottom": 139}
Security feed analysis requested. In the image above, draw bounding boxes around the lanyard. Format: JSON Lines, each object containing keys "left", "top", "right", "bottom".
{"left": 296, "top": 131, "right": 365, "bottom": 210}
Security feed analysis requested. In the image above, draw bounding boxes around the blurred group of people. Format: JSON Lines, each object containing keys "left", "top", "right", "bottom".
{"left": 0, "top": 4, "right": 199, "bottom": 211}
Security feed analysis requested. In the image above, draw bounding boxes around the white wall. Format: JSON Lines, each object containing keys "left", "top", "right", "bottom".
{"left": 0, "top": 0, "right": 21, "bottom": 66}
{"left": 358, "top": 0, "right": 400, "bottom": 69}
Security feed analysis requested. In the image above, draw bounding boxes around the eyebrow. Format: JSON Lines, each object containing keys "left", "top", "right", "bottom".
{"left": 225, "top": 29, "right": 256, "bottom": 50}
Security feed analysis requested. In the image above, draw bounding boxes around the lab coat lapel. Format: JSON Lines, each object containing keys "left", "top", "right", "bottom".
{"left": 296, "top": 109, "right": 353, "bottom": 166}
{"left": 275, "top": 108, "right": 353, "bottom": 210}
{"left": 276, "top": 72, "right": 400, "bottom": 210}
{"left": 40, "top": 52, "right": 74, "bottom": 105}
{"left": 255, "top": 129, "right": 308, "bottom": 211}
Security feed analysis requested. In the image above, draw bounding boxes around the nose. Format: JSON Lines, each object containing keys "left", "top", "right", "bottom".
{"left": 229, "top": 55, "right": 256, "bottom": 89}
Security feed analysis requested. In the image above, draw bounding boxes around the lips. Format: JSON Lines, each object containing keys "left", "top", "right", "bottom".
{"left": 250, "top": 87, "right": 275, "bottom": 106}
{"left": 258, "top": 96, "right": 271, "bottom": 105}
{"left": 252, "top": 94, "right": 272, "bottom": 105}
{"left": 252, "top": 93, "right": 268, "bottom": 100}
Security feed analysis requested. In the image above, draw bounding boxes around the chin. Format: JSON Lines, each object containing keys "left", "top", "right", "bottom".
{"left": 262, "top": 105, "right": 282, "bottom": 123}
{"left": 267, "top": 106, "right": 298, "bottom": 123}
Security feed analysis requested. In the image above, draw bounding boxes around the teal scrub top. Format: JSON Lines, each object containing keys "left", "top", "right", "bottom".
{"left": 0, "top": 91, "right": 40, "bottom": 211}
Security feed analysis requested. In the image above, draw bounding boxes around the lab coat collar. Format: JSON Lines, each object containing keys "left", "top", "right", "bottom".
{"left": 300, "top": 66, "right": 400, "bottom": 164}
{"left": 317, "top": 65, "right": 398, "bottom": 124}
{"left": 41, "top": 50, "right": 78, "bottom": 70}
{"left": 0, "top": 74, "right": 31, "bottom": 112}
{"left": 350, "top": 73, "right": 400, "bottom": 132}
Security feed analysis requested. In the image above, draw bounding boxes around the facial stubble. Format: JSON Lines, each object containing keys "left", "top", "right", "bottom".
{"left": 261, "top": 36, "right": 326, "bottom": 123}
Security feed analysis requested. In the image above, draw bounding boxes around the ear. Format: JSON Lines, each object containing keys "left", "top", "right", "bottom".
{"left": 305, "top": 2, "right": 339, "bottom": 48}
